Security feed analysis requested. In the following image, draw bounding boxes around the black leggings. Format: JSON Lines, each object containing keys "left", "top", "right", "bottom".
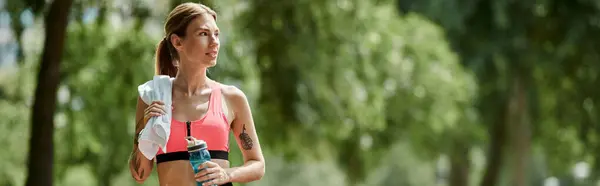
{"left": 221, "top": 183, "right": 233, "bottom": 186}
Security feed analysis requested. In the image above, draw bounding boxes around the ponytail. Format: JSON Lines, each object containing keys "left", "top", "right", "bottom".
{"left": 155, "top": 38, "right": 177, "bottom": 77}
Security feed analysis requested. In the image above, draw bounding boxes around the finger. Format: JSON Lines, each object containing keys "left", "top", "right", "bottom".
{"left": 204, "top": 176, "right": 225, "bottom": 186}
{"left": 196, "top": 162, "right": 207, "bottom": 171}
{"left": 195, "top": 168, "right": 209, "bottom": 179}
{"left": 145, "top": 109, "right": 162, "bottom": 116}
{"left": 195, "top": 167, "right": 218, "bottom": 178}
{"left": 138, "top": 168, "right": 145, "bottom": 179}
{"left": 144, "top": 104, "right": 164, "bottom": 113}
{"left": 134, "top": 172, "right": 146, "bottom": 183}
{"left": 144, "top": 106, "right": 153, "bottom": 117}
{"left": 194, "top": 167, "right": 217, "bottom": 179}
{"left": 158, "top": 105, "right": 167, "bottom": 114}
{"left": 151, "top": 105, "right": 168, "bottom": 114}
{"left": 147, "top": 107, "right": 166, "bottom": 115}
{"left": 144, "top": 112, "right": 158, "bottom": 121}
{"left": 148, "top": 111, "right": 163, "bottom": 116}
{"left": 130, "top": 168, "right": 142, "bottom": 182}
{"left": 131, "top": 157, "right": 142, "bottom": 179}
{"left": 197, "top": 172, "right": 219, "bottom": 183}
{"left": 146, "top": 107, "right": 163, "bottom": 113}
{"left": 195, "top": 172, "right": 213, "bottom": 182}
{"left": 130, "top": 170, "right": 141, "bottom": 180}
{"left": 201, "top": 161, "right": 218, "bottom": 168}
{"left": 152, "top": 100, "right": 165, "bottom": 105}
{"left": 202, "top": 179, "right": 216, "bottom": 186}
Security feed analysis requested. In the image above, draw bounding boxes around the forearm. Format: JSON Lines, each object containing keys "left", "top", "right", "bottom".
{"left": 130, "top": 98, "right": 154, "bottom": 182}
{"left": 133, "top": 117, "right": 146, "bottom": 145}
{"left": 225, "top": 159, "right": 265, "bottom": 183}
{"left": 129, "top": 145, "right": 153, "bottom": 173}
{"left": 129, "top": 120, "right": 151, "bottom": 174}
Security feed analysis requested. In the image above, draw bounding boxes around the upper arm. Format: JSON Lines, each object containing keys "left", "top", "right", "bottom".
{"left": 222, "top": 85, "right": 264, "bottom": 163}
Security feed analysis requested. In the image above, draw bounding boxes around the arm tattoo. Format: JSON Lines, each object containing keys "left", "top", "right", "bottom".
{"left": 239, "top": 124, "right": 253, "bottom": 150}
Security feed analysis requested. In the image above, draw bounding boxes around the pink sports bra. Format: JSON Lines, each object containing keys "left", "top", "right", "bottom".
{"left": 155, "top": 83, "right": 230, "bottom": 163}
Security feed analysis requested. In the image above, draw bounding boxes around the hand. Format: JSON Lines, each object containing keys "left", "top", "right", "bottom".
{"left": 195, "top": 161, "right": 231, "bottom": 186}
{"left": 129, "top": 149, "right": 153, "bottom": 183}
{"left": 144, "top": 100, "right": 167, "bottom": 121}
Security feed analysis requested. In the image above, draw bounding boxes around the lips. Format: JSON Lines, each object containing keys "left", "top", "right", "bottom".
{"left": 206, "top": 50, "right": 218, "bottom": 58}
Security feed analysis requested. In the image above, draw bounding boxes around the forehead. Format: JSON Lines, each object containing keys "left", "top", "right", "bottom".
{"left": 187, "top": 13, "right": 218, "bottom": 31}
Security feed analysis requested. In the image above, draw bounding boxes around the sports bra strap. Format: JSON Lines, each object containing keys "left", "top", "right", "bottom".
{"left": 209, "top": 82, "right": 223, "bottom": 115}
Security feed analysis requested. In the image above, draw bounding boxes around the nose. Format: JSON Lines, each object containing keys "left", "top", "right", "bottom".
{"left": 209, "top": 33, "right": 219, "bottom": 47}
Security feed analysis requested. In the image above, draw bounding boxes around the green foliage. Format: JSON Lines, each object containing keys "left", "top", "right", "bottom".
{"left": 54, "top": 21, "right": 157, "bottom": 185}
{"left": 35, "top": 0, "right": 480, "bottom": 184}
{"left": 361, "top": 142, "right": 438, "bottom": 186}
{"left": 0, "top": 83, "right": 30, "bottom": 186}
{"left": 12, "top": 0, "right": 600, "bottom": 185}
{"left": 398, "top": 0, "right": 600, "bottom": 182}
{"left": 242, "top": 0, "right": 479, "bottom": 183}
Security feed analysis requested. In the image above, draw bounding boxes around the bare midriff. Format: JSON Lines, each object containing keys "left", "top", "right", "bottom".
{"left": 157, "top": 159, "right": 230, "bottom": 186}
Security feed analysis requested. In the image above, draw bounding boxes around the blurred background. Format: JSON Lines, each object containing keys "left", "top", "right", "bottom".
{"left": 1, "top": 0, "right": 599, "bottom": 185}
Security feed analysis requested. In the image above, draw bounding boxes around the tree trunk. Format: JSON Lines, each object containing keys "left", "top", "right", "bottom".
{"left": 479, "top": 100, "right": 508, "bottom": 186}
{"left": 449, "top": 141, "right": 470, "bottom": 186}
{"left": 479, "top": 75, "right": 531, "bottom": 186}
{"left": 508, "top": 76, "right": 531, "bottom": 186}
{"left": 25, "top": 0, "right": 73, "bottom": 186}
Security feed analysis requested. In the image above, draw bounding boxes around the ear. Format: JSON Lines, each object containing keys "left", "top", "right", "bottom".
{"left": 170, "top": 34, "right": 184, "bottom": 51}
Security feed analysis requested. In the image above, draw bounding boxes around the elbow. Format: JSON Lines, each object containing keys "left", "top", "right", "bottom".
{"left": 257, "top": 161, "right": 265, "bottom": 180}
{"left": 235, "top": 159, "right": 265, "bottom": 183}
{"left": 253, "top": 161, "right": 265, "bottom": 181}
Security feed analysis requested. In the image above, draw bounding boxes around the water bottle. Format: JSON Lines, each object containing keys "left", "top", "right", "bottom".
{"left": 187, "top": 137, "right": 214, "bottom": 186}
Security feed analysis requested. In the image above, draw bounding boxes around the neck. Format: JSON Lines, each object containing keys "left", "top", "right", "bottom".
{"left": 173, "top": 65, "right": 209, "bottom": 96}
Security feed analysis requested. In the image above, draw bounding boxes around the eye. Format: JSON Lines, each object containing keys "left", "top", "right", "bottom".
{"left": 199, "top": 32, "right": 208, "bottom": 36}
{"left": 214, "top": 32, "right": 219, "bottom": 37}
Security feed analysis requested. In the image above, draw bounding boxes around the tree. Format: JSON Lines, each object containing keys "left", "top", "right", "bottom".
{"left": 25, "top": 0, "right": 74, "bottom": 185}
{"left": 397, "top": 0, "right": 600, "bottom": 185}
{"left": 241, "top": 0, "right": 479, "bottom": 184}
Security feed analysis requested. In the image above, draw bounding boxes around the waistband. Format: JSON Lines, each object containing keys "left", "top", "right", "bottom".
{"left": 156, "top": 150, "right": 229, "bottom": 164}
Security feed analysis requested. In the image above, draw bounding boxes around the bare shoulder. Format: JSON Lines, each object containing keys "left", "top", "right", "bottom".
{"left": 218, "top": 83, "right": 249, "bottom": 110}
{"left": 219, "top": 84, "right": 245, "bottom": 98}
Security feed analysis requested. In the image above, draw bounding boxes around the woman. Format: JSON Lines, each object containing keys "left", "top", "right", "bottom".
{"left": 128, "top": 3, "right": 265, "bottom": 186}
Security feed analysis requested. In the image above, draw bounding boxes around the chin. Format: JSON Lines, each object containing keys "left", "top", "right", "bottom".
{"left": 202, "top": 60, "right": 217, "bottom": 68}
{"left": 205, "top": 60, "right": 217, "bottom": 67}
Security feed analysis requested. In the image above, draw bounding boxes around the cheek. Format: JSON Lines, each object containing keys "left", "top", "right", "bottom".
{"left": 183, "top": 39, "right": 207, "bottom": 56}
{"left": 196, "top": 37, "right": 210, "bottom": 47}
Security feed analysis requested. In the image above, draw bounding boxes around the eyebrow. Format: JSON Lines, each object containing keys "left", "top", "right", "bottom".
{"left": 194, "top": 27, "right": 219, "bottom": 32}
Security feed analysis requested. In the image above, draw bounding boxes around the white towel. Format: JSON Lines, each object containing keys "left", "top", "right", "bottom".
{"left": 137, "top": 75, "right": 174, "bottom": 160}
